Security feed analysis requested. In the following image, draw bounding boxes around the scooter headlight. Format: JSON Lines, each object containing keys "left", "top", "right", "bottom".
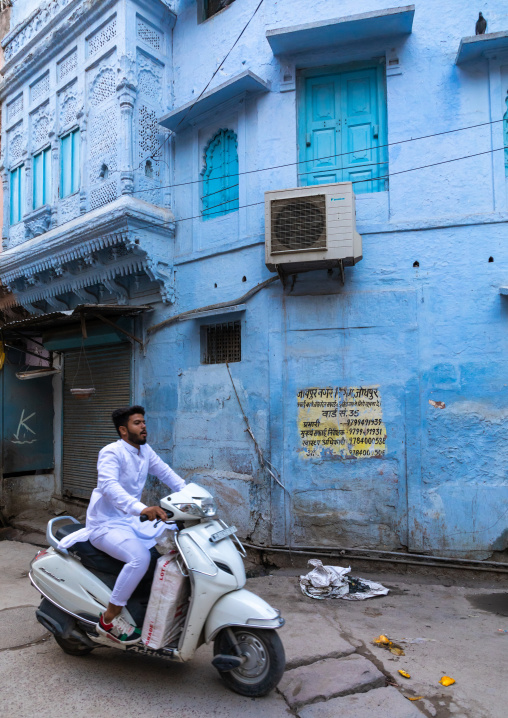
{"left": 200, "top": 497, "right": 217, "bottom": 517}
{"left": 174, "top": 502, "right": 201, "bottom": 516}
{"left": 174, "top": 498, "right": 217, "bottom": 518}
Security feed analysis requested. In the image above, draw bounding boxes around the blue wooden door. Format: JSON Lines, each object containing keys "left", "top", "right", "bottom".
{"left": 302, "top": 75, "right": 343, "bottom": 186}
{"left": 299, "top": 65, "right": 387, "bottom": 193}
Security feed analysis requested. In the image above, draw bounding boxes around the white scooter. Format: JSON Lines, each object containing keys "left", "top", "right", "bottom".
{"left": 29, "top": 483, "right": 285, "bottom": 696}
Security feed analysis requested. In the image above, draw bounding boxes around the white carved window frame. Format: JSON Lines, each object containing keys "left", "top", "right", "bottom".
{"left": 186, "top": 96, "right": 247, "bottom": 252}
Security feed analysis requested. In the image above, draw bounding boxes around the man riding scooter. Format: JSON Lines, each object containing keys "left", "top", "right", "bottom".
{"left": 57, "top": 405, "right": 185, "bottom": 644}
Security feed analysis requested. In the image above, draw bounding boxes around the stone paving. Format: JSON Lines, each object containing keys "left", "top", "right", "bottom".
{"left": 298, "top": 686, "right": 424, "bottom": 718}
{"left": 5, "top": 533, "right": 505, "bottom": 716}
{"left": 279, "top": 654, "right": 386, "bottom": 710}
{"left": 275, "top": 620, "right": 425, "bottom": 716}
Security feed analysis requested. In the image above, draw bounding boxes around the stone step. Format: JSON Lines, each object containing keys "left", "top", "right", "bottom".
{"left": 297, "top": 686, "right": 424, "bottom": 718}
{"left": 278, "top": 654, "right": 385, "bottom": 710}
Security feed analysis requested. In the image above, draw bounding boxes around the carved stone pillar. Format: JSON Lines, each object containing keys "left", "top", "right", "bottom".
{"left": 117, "top": 57, "right": 137, "bottom": 196}
{"left": 25, "top": 157, "right": 33, "bottom": 216}
{"left": 79, "top": 115, "right": 87, "bottom": 214}
{"left": 50, "top": 139, "right": 59, "bottom": 228}
{"left": 1, "top": 171, "right": 10, "bottom": 249}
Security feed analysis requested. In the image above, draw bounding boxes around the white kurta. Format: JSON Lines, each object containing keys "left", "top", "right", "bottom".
{"left": 58, "top": 439, "right": 186, "bottom": 550}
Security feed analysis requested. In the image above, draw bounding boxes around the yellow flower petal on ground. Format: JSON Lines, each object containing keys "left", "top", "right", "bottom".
{"left": 439, "top": 676, "right": 455, "bottom": 686}
{"left": 398, "top": 670, "right": 411, "bottom": 678}
{"left": 406, "top": 696, "right": 423, "bottom": 701}
{"left": 390, "top": 646, "right": 405, "bottom": 656}
{"left": 373, "top": 634, "right": 391, "bottom": 644}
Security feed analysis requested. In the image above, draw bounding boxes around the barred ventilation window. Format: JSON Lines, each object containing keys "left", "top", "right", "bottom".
{"left": 201, "top": 321, "right": 241, "bottom": 364}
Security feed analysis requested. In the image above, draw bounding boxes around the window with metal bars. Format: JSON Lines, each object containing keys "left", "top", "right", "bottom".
{"left": 201, "top": 320, "right": 241, "bottom": 364}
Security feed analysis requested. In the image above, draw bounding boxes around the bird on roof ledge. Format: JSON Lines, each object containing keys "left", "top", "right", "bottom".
{"left": 475, "top": 12, "right": 487, "bottom": 35}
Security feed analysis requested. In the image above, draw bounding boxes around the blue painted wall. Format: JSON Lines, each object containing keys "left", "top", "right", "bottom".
{"left": 137, "top": 0, "right": 508, "bottom": 559}
{"left": 2, "top": 0, "right": 508, "bottom": 558}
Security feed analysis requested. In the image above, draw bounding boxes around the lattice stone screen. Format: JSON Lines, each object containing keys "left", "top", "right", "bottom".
{"left": 58, "top": 50, "right": 77, "bottom": 82}
{"left": 31, "top": 106, "right": 50, "bottom": 151}
{"left": 90, "top": 181, "right": 117, "bottom": 210}
{"left": 31, "top": 73, "right": 50, "bottom": 104}
{"left": 86, "top": 51, "right": 119, "bottom": 211}
{"left": 8, "top": 124, "right": 24, "bottom": 164}
{"left": 7, "top": 94, "right": 23, "bottom": 123}
{"left": 136, "top": 16, "right": 162, "bottom": 51}
{"left": 87, "top": 16, "right": 117, "bottom": 57}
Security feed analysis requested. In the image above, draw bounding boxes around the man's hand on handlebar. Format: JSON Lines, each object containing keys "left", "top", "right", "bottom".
{"left": 140, "top": 506, "right": 168, "bottom": 522}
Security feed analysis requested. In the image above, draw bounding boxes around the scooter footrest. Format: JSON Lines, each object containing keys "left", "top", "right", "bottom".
{"left": 212, "top": 654, "right": 244, "bottom": 672}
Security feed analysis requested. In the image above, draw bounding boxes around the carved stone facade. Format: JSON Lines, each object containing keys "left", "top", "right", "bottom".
{"left": 0, "top": 0, "right": 175, "bottom": 312}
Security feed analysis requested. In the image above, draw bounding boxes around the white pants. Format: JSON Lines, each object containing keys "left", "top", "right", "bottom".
{"left": 91, "top": 529, "right": 151, "bottom": 608}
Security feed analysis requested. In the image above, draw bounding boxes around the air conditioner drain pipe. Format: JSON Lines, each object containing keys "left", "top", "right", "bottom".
{"left": 241, "top": 542, "right": 508, "bottom": 575}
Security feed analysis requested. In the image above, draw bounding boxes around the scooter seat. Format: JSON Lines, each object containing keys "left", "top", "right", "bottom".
{"left": 55, "top": 523, "right": 127, "bottom": 574}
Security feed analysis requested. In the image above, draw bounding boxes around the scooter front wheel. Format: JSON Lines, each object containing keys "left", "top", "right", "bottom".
{"left": 213, "top": 627, "right": 285, "bottom": 697}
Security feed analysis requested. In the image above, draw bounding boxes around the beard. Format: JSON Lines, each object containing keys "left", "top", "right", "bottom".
{"left": 127, "top": 430, "right": 147, "bottom": 446}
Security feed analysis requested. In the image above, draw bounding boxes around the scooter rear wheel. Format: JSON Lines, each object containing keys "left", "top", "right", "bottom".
{"left": 54, "top": 634, "right": 95, "bottom": 657}
{"left": 213, "top": 627, "right": 285, "bottom": 697}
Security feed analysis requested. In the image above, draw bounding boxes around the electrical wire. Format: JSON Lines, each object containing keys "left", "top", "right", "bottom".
{"left": 225, "top": 361, "right": 289, "bottom": 494}
{"left": 139, "top": 0, "right": 265, "bottom": 169}
{"left": 132, "top": 117, "right": 506, "bottom": 198}
{"left": 125, "top": 144, "right": 508, "bottom": 234}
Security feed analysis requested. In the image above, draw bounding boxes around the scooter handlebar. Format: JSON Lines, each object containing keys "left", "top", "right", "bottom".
{"left": 139, "top": 510, "right": 174, "bottom": 522}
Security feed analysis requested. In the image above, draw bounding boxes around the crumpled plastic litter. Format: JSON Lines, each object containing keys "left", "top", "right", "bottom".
{"left": 439, "top": 676, "right": 455, "bottom": 686}
{"left": 299, "top": 559, "right": 390, "bottom": 600}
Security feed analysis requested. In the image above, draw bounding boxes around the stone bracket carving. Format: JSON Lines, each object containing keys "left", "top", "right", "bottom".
{"left": 102, "top": 277, "right": 129, "bottom": 304}
{"left": 0, "top": 196, "right": 176, "bottom": 312}
{"left": 24, "top": 205, "right": 52, "bottom": 240}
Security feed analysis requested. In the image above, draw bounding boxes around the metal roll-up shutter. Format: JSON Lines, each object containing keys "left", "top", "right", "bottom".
{"left": 62, "top": 344, "right": 131, "bottom": 498}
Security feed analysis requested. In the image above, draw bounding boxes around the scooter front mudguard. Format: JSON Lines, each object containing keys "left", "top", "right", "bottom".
{"left": 204, "top": 588, "right": 284, "bottom": 643}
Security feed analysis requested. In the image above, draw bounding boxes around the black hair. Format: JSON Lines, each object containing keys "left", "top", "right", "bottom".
{"left": 112, "top": 405, "right": 145, "bottom": 437}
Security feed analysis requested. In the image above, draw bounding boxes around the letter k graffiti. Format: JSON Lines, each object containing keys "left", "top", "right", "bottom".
{"left": 12, "top": 409, "right": 37, "bottom": 444}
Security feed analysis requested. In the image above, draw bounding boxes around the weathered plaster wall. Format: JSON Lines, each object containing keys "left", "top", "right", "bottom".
{"left": 3, "top": 472, "right": 57, "bottom": 516}
{"left": 131, "top": 0, "right": 508, "bottom": 558}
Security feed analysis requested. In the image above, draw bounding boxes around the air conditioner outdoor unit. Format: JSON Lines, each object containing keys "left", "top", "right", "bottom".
{"left": 265, "top": 182, "right": 362, "bottom": 274}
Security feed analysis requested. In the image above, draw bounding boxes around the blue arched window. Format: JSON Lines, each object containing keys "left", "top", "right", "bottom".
{"left": 201, "top": 129, "right": 239, "bottom": 219}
